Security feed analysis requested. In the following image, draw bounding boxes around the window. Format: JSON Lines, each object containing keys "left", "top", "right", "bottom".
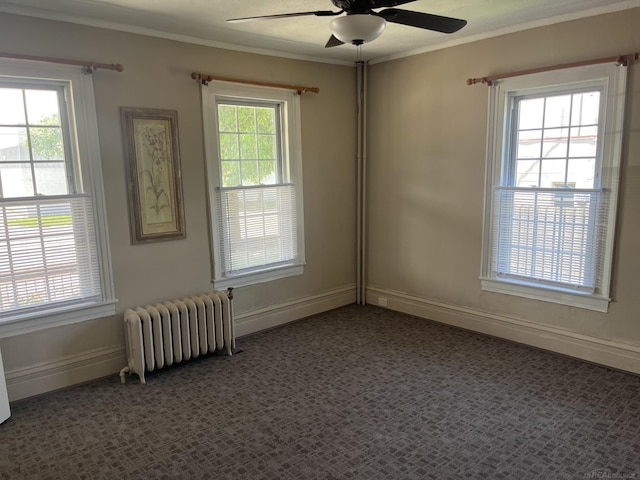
{"left": 0, "top": 59, "right": 115, "bottom": 335}
{"left": 481, "top": 63, "right": 627, "bottom": 312}
{"left": 202, "top": 82, "right": 305, "bottom": 288}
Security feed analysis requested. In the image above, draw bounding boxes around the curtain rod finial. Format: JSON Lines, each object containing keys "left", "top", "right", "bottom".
{"left": 466, "top": 77, "right": 489, "bottom": 86}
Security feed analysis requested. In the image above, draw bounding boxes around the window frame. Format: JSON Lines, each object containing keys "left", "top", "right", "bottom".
{"left": 0, "top": 59, "right": 116, "bottom": 337}
{"left": 480, "top": 63, "right": 627, "bottom": 312}
{"left": 201, "top": 81, "right": 305, "bottom": 289}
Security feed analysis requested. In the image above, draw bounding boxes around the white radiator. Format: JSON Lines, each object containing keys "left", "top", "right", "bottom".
{"left": 120, "top": 290, "right": 235, "bottom": 384}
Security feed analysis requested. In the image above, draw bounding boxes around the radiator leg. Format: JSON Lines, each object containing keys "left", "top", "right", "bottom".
{"left": 227, "top": 287, "right": 236, "bottom": 353}
{"left": 119, "top": 366, "right": 130, "bottom": 384}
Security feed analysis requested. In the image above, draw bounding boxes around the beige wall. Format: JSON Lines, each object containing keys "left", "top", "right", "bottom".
{"left": 367, "top": 9, "right": 640, "bottom": 349}
{"left": 0, "top": 14, "right": 357, "bottom": 396}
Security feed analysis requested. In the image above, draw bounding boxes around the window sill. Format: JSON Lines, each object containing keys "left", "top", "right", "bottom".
{"left": 0, "top": 300, "right": 118, "bottom": 338}
{"left": 480, "top": 278, "right": 610, "bottom": 313}
{"left": 214, "top": 264, "right": 304, "bottom": 289}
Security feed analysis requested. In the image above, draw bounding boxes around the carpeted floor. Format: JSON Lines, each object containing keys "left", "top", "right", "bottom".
{"left": 1, "top": 304, "right": 639, "bottom": 479}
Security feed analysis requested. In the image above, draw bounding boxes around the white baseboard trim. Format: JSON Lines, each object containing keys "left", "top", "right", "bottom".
{"left": 367, "top": 286, "right": 640, "bottom": 375}
{"left": 5, "top": 345, "right": 126, "bottom": 402}
{"left": 235, "top": 285, "right": 356, "bottom": 338}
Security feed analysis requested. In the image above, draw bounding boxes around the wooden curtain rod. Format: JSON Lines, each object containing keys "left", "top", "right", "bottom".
{"left": 191, "top": 72, "right": 319, "bottom": 94}
{"left": 466, "top": 53, "right": 638, "bottom": 86}
{"left": 0, "top": 52, "right": 124, "bottom": 73}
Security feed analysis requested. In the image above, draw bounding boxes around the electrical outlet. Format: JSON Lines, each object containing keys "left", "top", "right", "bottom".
{"left": 377, "top": 297, "right": 388, "bottom": 307}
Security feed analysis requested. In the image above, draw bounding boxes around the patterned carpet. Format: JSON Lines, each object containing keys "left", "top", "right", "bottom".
{"left": 1, "top": 304, "right": 639, "bottom": 479}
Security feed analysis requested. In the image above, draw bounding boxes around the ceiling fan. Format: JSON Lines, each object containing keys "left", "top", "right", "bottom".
{"left": 227, "top": 0, "right": 467, "bottom": 48}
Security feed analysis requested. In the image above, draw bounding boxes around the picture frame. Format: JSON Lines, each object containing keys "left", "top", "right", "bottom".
{"left": 120, "top": 107, "right": 186, "bottom": 244}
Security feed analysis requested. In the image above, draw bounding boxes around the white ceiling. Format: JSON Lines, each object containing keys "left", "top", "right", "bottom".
{"left": 1, "top": 0, "right": 639, "bottom": 64}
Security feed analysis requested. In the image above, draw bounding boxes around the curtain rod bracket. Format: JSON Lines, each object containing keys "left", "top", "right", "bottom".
{"left": 616, "top": 53, "right": 639, "bottom": 66}
{"left": 191, "top": 72, "right": 212, "bottom": 86}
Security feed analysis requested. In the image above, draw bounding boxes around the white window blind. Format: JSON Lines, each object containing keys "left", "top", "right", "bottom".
{"left": 0, "top": 194, "right": 101, "bottom": 315}
{"left": 217, "top": 184, "right": 297, "bottom": 274}
{"left": 492, "top": 187, "right": 609, "bottom": 292}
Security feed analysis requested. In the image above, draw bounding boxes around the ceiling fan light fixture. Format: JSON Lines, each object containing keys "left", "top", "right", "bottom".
{"left": 330, "top": 14, "right": 386, "bottom": 45}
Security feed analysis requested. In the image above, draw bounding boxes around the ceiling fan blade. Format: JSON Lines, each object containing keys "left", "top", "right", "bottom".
{"left": 228, "top": 10, "right": 341, "bottom": 23}
{"left": 378, "top": 8, "right": 467, "bottom": 33}
{"left": 325, "top": 35, "right": 345, "bottom": 48}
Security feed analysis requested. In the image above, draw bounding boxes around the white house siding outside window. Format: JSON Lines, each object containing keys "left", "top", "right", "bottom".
{"left": 480, "top": 63, "right": 627, "bottom": 312}
{"left": 201, "top": 82, "right": 305, "bottom": 289}
{"left": 0, "top": 59, "right": 115, "bottom": 335}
